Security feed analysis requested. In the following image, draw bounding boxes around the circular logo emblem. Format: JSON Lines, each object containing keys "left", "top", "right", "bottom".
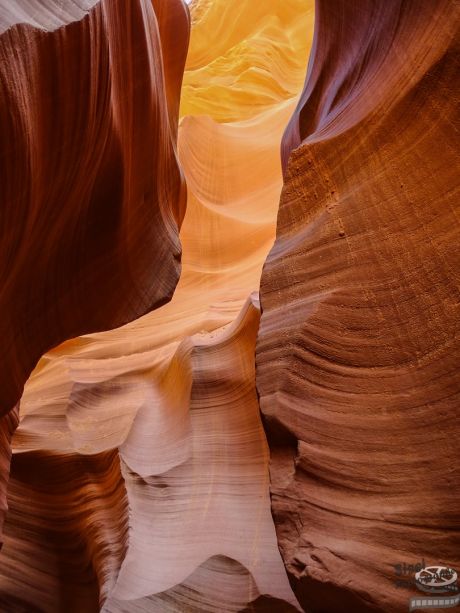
{"left": 415, "top": 566, "right": 458, "bottom": 593}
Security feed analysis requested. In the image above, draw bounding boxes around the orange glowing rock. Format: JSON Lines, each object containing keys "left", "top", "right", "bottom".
{"left": 1, "top": 0, "right": 313, "bottom": 609}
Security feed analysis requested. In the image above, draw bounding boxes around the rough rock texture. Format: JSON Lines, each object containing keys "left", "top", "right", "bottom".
{"left": 1, "top": 0, "right": 314, "bottom": 609}
{"left": 0, "top": 0, "right": 189, "bottom": 416}
{"left": 256, "top": 1, "right": 460, "bottom": 612}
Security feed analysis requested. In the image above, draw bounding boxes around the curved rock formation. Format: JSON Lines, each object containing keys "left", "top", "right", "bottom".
{"left": 0, "top": 0, "right": 189, "bottom": 416}
{"left": 2, "top": 0, "right": 313, "bottom": 609}
{"left": 104, "top": 297, "right": 298, "bottom": 611}
{"left": 256, "top": 1, "right": 460, "bottom": 611}
{"left": 180, "top": 0, "right": 311, "bottom": 122}
{"left": 4, "top": 299, "right": 301, "bottom": 611}
{"left": 104, "top": 556, "right": 299, "bottom": 613}
{"left": 0, "top": 450, "right": 128, "bottom": 611}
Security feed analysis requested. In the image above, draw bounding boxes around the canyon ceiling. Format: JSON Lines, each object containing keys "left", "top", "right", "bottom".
{"left": 0, "top": 1, "right": 458, "bottom": 612}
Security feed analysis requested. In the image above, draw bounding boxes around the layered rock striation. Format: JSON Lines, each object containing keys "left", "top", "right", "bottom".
{"left": 1, "top": 0, "right": 314, "bottom": 609}
{"left": 256, "top": 1, "right": 460, "bottom": 611}
{"left": 2, "top": 1, "right": 456, "bottom": 611}
{"left": 0, "top": 0, "right": 189, "bottom": 416}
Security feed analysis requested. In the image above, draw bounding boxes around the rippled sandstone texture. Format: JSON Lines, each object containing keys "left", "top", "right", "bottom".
{"left": 0, "top": 0, "right": 189, "bottom": 417}
{"left": 1, "top": 0, "right": 314, "bottom": 610}
{"left": 256, "top": 1, "right": 460, "bottom": 612}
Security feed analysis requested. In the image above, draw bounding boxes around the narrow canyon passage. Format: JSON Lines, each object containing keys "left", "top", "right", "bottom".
{"left": 0, "top": 1, "right": 458, "bottom": 612}
{"left": 0, "top": 0, "right": 313, "bottom": 610}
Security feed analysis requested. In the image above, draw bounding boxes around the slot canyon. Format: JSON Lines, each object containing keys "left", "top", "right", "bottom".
{"left": 0, "top": 1, "right": 458, "bottom": 612}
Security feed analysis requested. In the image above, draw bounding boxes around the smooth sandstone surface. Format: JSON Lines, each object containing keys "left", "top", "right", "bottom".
{"left": 2, "top": 0, "right": 456, "bottom": 611}
{"left": 0, "top": 0, "right": 99, "bottom": 33}
{"left": 0, "top": 449, "right": 128, "bottom": 611}
{"left": 104, "top": 296, "right": 298, "bottom": 611}
{"left": 0, "top": 0, "right": 188, "bottom": 416}
{"left": 1, "top": 0, "right": 313, "bottom": 609}
{"left": 180, "top": 0, "right": 312, "bottom": 122}
{"left": 256, "top": 1, "right": 460, "bottom": 611}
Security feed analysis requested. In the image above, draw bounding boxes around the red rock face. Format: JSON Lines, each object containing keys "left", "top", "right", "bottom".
{"left": 0, "top": 0, "right": 189, "bottom": 416}
{"left": 2, "top": 0, "right": 459, "bottom": 611}
{"left": 0, "top": 450, "right": 128, "bottom": 611}
{"left": 0, "top": 1, "right": 312, "bottom": 606}
{"left": 0, "top": 406, "right": 18, "bottom": 544}
{"left": 256, "top": 1, "right": 460, "bottom": 611}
